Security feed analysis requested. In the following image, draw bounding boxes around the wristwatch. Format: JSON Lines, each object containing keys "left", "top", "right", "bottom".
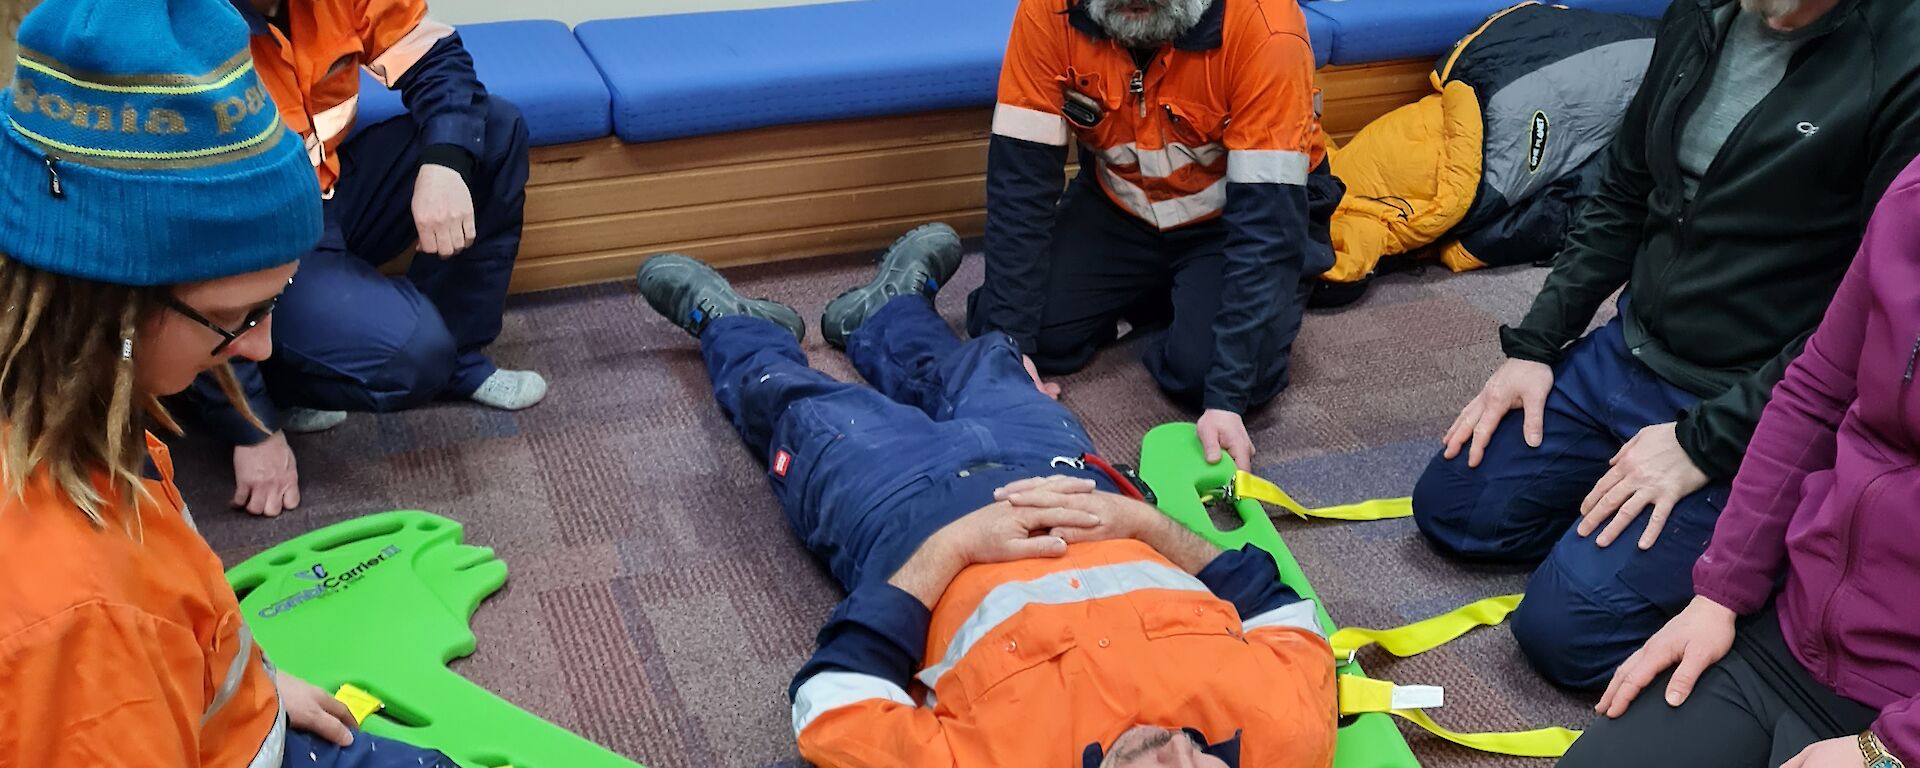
{"left": 1860, "top": 730, "right": 1906, "bottom": 768}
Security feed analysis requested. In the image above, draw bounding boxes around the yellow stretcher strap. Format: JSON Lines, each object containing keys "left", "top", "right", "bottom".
{"left": 1229, "top": 470, "right": 1414, "bottom": 521}
{"left": 1337, "top": 675, "right": 1443, "bottom": 714}
{"left": 1338, "top": 676, "right": 1581, "bottom": 758}
{"left": 1214, "top": 468, "right": 1580, "bottom": 757}
{"left": 1391, "top": 708, "right": 1581, "bottom": 758}
{"left": 1329, "top": 593, "right": 1524, "bottom": 660}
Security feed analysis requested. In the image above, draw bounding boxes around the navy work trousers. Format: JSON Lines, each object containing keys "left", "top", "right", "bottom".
{"left": 184, "top": 98, "right": 529, "bottom": 443}
{"left": 282, "top": 728, "right": 456, "bottom": 768}
{"left": 1412, "top": 314, "right": 1731, "bottom": 689}
{"left": 702, "top": 297, "right": 1116, "bottom": 589}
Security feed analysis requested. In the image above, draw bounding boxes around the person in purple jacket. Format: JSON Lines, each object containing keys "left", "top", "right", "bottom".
{"left": 1555, "top": 160, "right": 1920, "bottom": 768}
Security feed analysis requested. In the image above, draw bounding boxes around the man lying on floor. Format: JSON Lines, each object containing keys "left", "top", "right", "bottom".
{"left": 634, "top": 239, "right": 1336, "bottom": 767}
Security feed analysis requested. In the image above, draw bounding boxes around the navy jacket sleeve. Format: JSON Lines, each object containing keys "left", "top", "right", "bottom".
{"left": 1209, "top": 29, "right": 1322, "bottom": 414}
{"left": 971, "top": 135, "right": 1070, "bottom": 353}
{"left": 1195, "top": 545, "right": 1310, "bottom": 622}
{"left": 183, "top": 361, "right": 282, "bottom": 446}
{"left": 393, "top": 33, "right": 487, "bottom": 176}
{"left": 968, "top": 0, "right": 1073, "bottom": 353}
{"left": 1208, "top": 182, "right": 1312, "bottom": 413}
{"left": 789, "top": 584, "right": 932, "bottom": 702}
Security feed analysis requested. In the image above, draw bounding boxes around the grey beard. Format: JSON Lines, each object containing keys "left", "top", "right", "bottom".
{"left": 1740, "top": 0, "right": 1802, "bottom": 19}
{"left": 1086, "top": 0, "right": 1211, "bottom": 48}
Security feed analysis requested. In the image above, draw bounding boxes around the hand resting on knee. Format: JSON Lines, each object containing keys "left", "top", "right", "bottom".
{"left": 1576, "top": 421, "right": 1710, "bottom": 550}
{"left": 1444, "top": 359, "right": 1554, "bottom": 467}
{"left": 1598, "top": 595, "right": 1736, "bottom": 718}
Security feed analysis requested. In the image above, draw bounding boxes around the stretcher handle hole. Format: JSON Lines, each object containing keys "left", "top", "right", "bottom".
{"left": 1203, "top": 495, "right": 1248, "bottom": 533}
{"left": 231, "top": 573, "right": 264, "bottom": 603}
{"left": 308, "top": 517, "right": 407, "bottom": 553}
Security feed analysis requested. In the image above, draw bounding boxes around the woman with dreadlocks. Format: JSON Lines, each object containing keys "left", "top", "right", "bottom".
{"left": 0, "top": 0, "right": 456, "bottom": 764}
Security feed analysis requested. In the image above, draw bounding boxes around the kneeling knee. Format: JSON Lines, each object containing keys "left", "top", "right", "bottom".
{"left": 1411, "top": 460, "right": 1498, "bottom": 559}
{"left": 1145, "top": 346, "right": 1209, "bottom": 407}
{"left": 1510, "top": 594, "right": 1617, "bottom": 690}
{"left": 1029, "top": 333, "right": 1097, "bottom": 377}
{"left": 475, "top": 97, "right": 530, "bottom": 179}
{"left": 369, "top": 317, "right": 458, "bottom": 411}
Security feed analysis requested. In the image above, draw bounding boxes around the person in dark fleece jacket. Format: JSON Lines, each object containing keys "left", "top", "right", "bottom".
{"left": 1558, "top": 153, "right": 1920, "bottom": 768}
{"left": 1410, "top": 0, "right": 1920, "bottom": 690}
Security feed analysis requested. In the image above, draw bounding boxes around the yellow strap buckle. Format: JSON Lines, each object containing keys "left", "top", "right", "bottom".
{"left": 332, "top": 684, "right": 384, "bottom": 726}
{"left": 1338, "top": 676, "right": 1580, "bottom": 758}
{"left": 1337, "top": 675, "right": 1444, "bottom": 715}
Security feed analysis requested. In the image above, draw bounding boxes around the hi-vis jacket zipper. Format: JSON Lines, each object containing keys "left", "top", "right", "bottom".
{"left": 1130, "top": 69, "right": 1145, "bottom": 118}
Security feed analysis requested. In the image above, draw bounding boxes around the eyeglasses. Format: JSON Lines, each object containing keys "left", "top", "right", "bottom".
{"left": 162, "top": 278, "right": 290, "bottom": 356}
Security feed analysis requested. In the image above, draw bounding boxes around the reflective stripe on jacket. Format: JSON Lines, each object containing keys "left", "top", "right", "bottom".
{"left": 233, "top": 0, "right": 484, "bottom": 192}
{"left": 791, "top": 539, "right": 1338, "bottom": 767}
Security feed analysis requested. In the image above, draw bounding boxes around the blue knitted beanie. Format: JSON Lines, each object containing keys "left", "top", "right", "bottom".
{"left": 0, "top": 0, "right": 322, "bottom": 286}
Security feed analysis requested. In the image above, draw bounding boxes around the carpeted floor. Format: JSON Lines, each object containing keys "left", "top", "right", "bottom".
{"left": 176, "top": 253, "right": 1603, "bottom": 768}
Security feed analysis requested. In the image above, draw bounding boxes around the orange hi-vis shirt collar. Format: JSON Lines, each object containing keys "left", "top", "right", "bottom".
{"left": 0, "top": 436, "right": 285, "bottom": 766}
{"left": 991, "top": 0, "right": 1326, "bottom": 231}
{"left": 241, "top": 0, "right": 452, "bottom": 192}
{"left": 795, "top": 539, "right": 1338, "bottom": 767}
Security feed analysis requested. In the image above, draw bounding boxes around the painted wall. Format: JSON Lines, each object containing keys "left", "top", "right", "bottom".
{"left": 1, "top": 0, "right": 40, "bottom": 87}
{"left": 430, "top": 0, "right": 848, "bottom": 26}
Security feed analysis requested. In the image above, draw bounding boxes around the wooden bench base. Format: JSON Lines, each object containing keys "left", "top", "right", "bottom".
{"left": 510, "top": 58, "right": 1434, "bottom": 294}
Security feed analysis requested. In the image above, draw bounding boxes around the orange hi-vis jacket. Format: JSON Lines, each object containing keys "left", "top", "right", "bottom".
{"left": 238, "top": 0, "right": 461, "bottom": 192}
{"left": 0, "top": 436, "right": 285, "bottom": 766}
{"left": 974, "top": 0, "right": 1333, "bottom": 415}
{"left": 790, "top": 539, "right": 1338, "bottom": 767}
{"left": 994, "top": 0, "right": 1324, "bottom": 230}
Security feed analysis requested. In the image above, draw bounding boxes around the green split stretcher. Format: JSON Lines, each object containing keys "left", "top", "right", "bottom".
{"left": 227, "top": 423, "right": 1434, "bottom": 768}
{"left": 227, "top": 511, "right": 644, "bottom": 768}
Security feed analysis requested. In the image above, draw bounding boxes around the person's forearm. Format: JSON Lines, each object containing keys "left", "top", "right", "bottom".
{"left": 976, "top": 136, "right": 1068, "bottom": 350}
{"left": 1205, "top": 184, "right": 1307, "bottom": 414}
{"left": 887, "top": 533, "right": 968, "bottom": 609}
{"left": 1135, "top": 503, "right": 1223, "bottom": 575}
{"left": 1500, "top": 46, "right": 1657, "bottom": 365}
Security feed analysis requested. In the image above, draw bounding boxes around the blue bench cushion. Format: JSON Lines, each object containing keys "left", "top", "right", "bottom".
{"left": 1557, "top": 0, "right": 1675, "bottom": 18}
{"left": 1303, "top": 6, "right": 1334, "bottom": 68}
{"left": 1309, "top": 0, "right": 1526, "bottom": 65}
{"left": 357, "top": 19, "right": 611, "bottom": 146}
{"left": 577, "top": 0, "right": 1022, "bottom": 143}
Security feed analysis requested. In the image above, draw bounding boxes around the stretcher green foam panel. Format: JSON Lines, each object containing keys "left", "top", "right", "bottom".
{"left": 226, "top": 510, "right": 643, "bottom": 768}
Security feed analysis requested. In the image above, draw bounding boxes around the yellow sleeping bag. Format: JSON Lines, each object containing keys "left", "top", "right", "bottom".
{"left": 1324, "top": 78, "right": 1484, "bottom": 284}
{"left": 1315, "top": 2, "right": 1658, "bottom": 295}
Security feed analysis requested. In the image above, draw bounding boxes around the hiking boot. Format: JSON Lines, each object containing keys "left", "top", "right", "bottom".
{"left": 821, "top": 222, "right": 964, "bottom": 348}
{"left": 636, "top": 254, "right": 805, "bottom": 341}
